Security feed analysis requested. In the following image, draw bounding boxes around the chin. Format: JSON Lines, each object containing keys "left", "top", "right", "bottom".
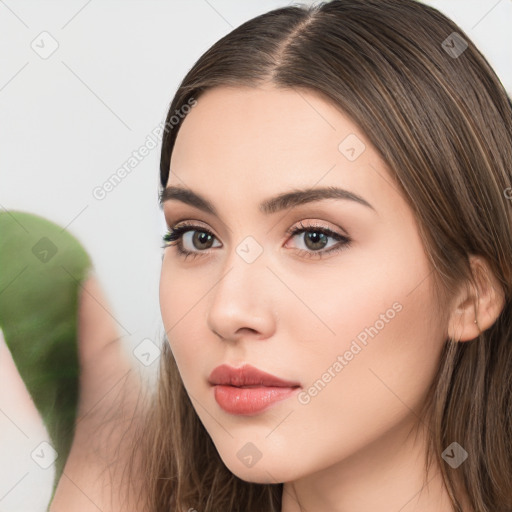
{"left": 218, "top": 452, "right": 300, "bottom": 485}
{"left": 228, "top": 466, "right": 286, "bottom": 485}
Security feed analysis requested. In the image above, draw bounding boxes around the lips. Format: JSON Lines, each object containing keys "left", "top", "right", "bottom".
{"left": 208, "top": 364, "right": 301, "bottom": 415}
{"left": 208, "top": 364, "right": 300, "bottom": 388}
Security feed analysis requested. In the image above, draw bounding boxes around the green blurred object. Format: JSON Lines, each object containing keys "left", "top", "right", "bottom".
{"left": 0, "top": 210, "right": 92, "bottom": 506}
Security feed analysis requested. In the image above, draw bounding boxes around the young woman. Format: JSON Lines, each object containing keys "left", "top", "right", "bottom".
{"left": 52, "top": 0, "right": 512, "bottom": 511}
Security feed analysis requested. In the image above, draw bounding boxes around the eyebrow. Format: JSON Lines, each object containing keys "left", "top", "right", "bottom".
{"left": 159, "top": 185, "right": 376, "bottom": 215}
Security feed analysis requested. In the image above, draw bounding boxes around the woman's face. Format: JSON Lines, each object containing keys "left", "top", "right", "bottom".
{"left": 160, "top": 84, "right": 448, "bottom": 484}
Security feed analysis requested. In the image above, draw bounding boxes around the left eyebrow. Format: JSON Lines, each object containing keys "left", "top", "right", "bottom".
{"left": 159, "top": 185, "right": 376, "bottom": 215}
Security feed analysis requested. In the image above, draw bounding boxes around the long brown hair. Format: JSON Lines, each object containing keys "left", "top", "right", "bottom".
{"left": 126, "top": 1, "right": 512, "bottom": 510}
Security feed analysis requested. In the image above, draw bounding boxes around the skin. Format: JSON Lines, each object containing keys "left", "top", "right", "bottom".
{"left": 160, "top": 84, "right": 503, "bottom": 512}
{"left": 50, "top": 274, "right": 141, "bottom": 511}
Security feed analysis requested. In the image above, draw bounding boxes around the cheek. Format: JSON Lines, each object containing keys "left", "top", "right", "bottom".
{"left": 274, "top": 230, "right": 434, "bottom": 354}
{"left": 288, "top": 281, "right": 442, "bottom": 463}
{"left": 263, "top": 242, "right": 444, "bottom": 454}
{"left": 159, "top": 257, "right": 206, "bottom": 332}
{"left": 159, "top": 262, "right": 195, "bottom": 357}
{"left": 159, "top": 260, "right": 214, "bottom": 384}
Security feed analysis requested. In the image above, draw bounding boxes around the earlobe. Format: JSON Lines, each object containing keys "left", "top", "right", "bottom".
{"left": 447, "top": 255, "right": 505, "bottom": 342}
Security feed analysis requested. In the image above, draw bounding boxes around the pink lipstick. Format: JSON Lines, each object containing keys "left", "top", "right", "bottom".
{"left": 208, "top": 364, "right": 301, "bottom": 415}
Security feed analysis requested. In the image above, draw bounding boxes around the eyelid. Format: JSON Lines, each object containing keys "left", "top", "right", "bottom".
{"left": 167, "top": 218, "right": 213, "bottom": 231}
{"left": 165, "top": 220, "right": 343, "bottom": 241}
{"left": 285, "top": 219, "right": 347, "bottom": 237}
{"left": 166, "top": 218, "right": 346, "bottom": 240}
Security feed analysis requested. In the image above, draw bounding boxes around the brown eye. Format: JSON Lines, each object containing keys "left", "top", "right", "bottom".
{"left": 302, "top": 231, "right": 329, "bottom": 251}
{"left": 162, "top": 223, "right": 221, "bottom": 259}
{"left": 190, "top": 231, "right": 215, "bottom": 250}
{"left": 285, "top": 221, "right": 352, "bottom": 259}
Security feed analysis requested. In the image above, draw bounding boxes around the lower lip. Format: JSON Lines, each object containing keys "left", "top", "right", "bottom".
{"left": 212, "top": 385, "right": 299, "bottom": 415}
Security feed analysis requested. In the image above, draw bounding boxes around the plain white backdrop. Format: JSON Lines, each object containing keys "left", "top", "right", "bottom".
{"left": 0, "top": 1, "right": 511, "bottom": 510}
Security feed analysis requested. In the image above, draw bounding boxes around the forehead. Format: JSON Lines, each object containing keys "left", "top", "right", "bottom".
{"left": 171, "top": 85, "right": 355, "bottom": 175}
{"left": 167, "top": 85, "right": 402, "bottom": 220}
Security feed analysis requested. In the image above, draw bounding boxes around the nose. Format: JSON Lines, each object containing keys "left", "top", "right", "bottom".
{"left": 206, "top": 250, "right": 277, "bottom": 343}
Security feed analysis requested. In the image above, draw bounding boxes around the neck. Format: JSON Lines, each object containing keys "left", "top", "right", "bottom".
{"left": 281, "top": 417, "right": 458, "bottom": 512}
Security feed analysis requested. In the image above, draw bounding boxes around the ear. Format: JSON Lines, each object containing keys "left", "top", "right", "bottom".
{"left": 447, "top": 255, "right": 505, "bottom": 342}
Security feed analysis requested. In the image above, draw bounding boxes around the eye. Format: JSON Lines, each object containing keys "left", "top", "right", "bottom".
{"left": 284, "top": 221, "right": 351, "bottom": 259}
{"left": 162, "top": 221, "right": 220, "bottom": 260}
{"left": 162, "top": 220, "right": 351, "bottom": 260}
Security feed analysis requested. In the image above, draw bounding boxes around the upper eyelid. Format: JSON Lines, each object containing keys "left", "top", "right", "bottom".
{"left": 167, "top": 220, "right": 347, "bottom": 242}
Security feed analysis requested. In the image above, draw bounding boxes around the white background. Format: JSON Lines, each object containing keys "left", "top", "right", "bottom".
{"left": 0, "top": 0, "right": 511, "bottom": 510}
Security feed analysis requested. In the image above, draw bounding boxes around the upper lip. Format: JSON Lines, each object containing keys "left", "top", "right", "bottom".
{"left": 208, "top": 364, "right": 301, "bottom": 388}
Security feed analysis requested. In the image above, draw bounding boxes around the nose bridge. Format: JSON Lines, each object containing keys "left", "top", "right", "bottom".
{"left": 206, "top": 233, "right": 274, "bottom": 339}
{"left": 216, "top": 231, "right": 268, "bottom": 297}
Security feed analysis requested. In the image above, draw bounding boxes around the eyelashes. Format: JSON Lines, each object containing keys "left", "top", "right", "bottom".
{"left": 162, "top": 222, "right": 220, "bottom": 261}
{"left": 161, "top": 220, "right": 352, "bottom": 261}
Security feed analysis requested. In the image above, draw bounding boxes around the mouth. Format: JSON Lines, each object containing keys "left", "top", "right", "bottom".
{"left": 208, "top": 364, "right": 301, "bottom": 415}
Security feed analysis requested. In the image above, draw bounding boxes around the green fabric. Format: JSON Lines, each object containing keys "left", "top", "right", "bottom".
{"left": 0, "top": 210, "right": 91, "bottom": 505}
